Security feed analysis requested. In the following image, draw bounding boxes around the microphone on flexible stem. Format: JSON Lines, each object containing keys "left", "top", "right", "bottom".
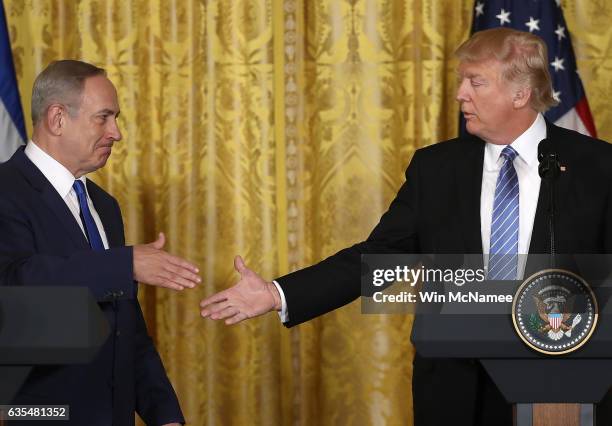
{"left": 538, "top": 138, "right": 561, "bottom": 180}
{"left": 537, "top": 138, "right": 561, "bottom": 268}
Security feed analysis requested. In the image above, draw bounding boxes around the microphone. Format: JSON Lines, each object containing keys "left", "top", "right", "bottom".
{"left": 538, "top": 138, "right": 561, "bottom": 180}
{"left": 537, "top": 138, "right": 559, "bottom": 264}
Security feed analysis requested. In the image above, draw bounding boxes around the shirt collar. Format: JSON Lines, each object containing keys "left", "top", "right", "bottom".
{"left": 25, "top": 140, "right": 87, "bottom": 198}
{"left": 484, "top": 113, "right": 546, "bottom": 170}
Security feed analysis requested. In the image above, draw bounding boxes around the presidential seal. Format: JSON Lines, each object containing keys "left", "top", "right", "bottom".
{"left": 512, "top": 269, "right": 598, "bottom": 355}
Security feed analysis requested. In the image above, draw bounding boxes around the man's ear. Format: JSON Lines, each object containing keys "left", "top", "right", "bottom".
{"left": 46, "top": 104, "right": 65, "bottom": 136}
{"left": 512, "top": 86, "right": 532, "bottom": 109}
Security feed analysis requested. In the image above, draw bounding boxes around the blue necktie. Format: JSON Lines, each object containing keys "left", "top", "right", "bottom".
{"left": 73, "top": 180, "right": 104, "bottom": 250}
{"left": 488, "top": 146, "right": 519, "bottom": 280}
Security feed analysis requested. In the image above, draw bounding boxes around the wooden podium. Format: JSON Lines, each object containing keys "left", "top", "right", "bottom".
{"left": 515, "top": 403, "right": 591, "bottom": 426}
{"left": 412, "top": 313, "right": 612, "bottom": 426}
{"left": 360, "top": 252, "right": 612, "bottom": 426}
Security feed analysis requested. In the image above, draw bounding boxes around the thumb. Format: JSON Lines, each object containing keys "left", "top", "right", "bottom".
{"left": 234, "top": 255, "right": 250, "bottom": 276}
{"left": 151, "top": 232, "right": 165, "bottom": 250}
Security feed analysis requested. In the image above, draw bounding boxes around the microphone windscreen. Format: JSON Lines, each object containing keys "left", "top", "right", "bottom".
{"left": 538, "top": 138, "right": 552, "bottom": 162}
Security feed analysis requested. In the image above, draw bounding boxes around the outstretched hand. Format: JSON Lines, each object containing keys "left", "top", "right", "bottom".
{"left": 200, "top": 255, "right": 281, "bottom": 325}
{"left": 133, "top": 232, "right": 200, "bottom": 291}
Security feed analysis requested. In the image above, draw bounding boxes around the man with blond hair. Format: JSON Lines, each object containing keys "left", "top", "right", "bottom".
{"left": 201, "top": 28, "right": 612, "bottom": 425}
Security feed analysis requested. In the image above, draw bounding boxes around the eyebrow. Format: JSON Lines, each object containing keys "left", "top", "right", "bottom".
{"left": 457, "top": 71, "right": 484, "bottom": 79}
{"left": 95, "top": 108, "right": 120, "bottom": 117}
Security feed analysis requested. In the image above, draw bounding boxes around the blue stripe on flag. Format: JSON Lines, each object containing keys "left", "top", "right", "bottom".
{"left": 0, "top": 2, "right": 26, "bottom": 142}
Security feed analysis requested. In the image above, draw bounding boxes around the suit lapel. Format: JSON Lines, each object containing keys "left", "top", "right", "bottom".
{"left": 456, "top": 136, "right": 485, "bottom": 254}
{"left": 10, "top": 148, "right": 90, "bottom": 249}
{"left": 40, "top": 187, "right": 91, "bottom": 249}
{"left": 528, "top": 180, "right": 549, "bottom": 254}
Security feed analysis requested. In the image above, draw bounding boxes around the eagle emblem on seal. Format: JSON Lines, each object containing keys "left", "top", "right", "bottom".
{"left": 512, "top": 269, "right": 597, "bottom": 355}
{"left": 532, "top": 285, "right": 582, "bottom": 341}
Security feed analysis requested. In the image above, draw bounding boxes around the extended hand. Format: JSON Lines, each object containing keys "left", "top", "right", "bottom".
{"left": 133, "top": 232, "right": 200, "bottom": 291}
{"left": 200, "top": 255, "right": 281, "bottom": 325}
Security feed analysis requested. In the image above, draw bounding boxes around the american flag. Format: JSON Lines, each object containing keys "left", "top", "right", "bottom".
{"left": 467, "top": 0, "right": 596, "bottom": 137}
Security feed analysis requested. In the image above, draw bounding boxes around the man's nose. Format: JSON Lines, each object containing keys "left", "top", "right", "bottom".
{"left": 108, "top": 119, "right": 122, "bottom": 141}
{"left": 456, "top": 79, "right": 470, "bottom": 103}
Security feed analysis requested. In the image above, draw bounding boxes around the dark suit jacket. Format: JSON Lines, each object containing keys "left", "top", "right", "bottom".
{"left": 0, "top": 147, "right": 184, "bottom": 426}
{"left": 276, "top": 122, "right": 612, "bottom": 425}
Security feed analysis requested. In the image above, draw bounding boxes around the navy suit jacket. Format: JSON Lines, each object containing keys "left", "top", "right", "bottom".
{"left": 0, "top": 147, "right": 184, "bottom": 426}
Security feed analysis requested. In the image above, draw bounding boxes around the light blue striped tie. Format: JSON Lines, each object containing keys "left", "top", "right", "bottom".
{"left": 488, "top": 146, "right": 519, "bottom": 280}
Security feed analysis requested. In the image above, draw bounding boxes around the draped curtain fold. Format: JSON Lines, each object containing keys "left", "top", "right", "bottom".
{"left": 6, "top": 0, "right": 611, "bottom": 424}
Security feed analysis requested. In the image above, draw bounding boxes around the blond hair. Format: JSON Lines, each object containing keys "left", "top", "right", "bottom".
{"left": 455, "top": 27, "right": 557, "bottom": 112}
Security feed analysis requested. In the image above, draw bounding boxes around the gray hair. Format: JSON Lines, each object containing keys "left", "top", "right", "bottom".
{"left": 31, "top": 60, "right": 106, "bottom": 126}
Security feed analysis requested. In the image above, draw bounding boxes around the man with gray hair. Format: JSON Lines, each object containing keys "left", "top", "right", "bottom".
{"left": 201, "top": 28, "right": 612, "bottom": 425}
{"left": 0, "top": 60, "right": 200, "bottom": 425}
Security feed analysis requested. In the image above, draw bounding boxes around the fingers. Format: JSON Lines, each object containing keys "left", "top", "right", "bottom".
{"left": 211, "top": 305, "right": 238, "bottom": 320}
{"left": 152, "top": 276, "right": 186, "bottom": 291}
{"left": 163, "top": 261, "right": 201, "bottom": 288}
{"left": 134, "top": 250, "right": 201, "bottom": 290}
{"left": 201, "top": 256, "right": 274, "bottom": 324}
{"left": 157, "top": 269, "right": 199, "bottom": 290}
{"left": 165, "top": 252, "right": 199, "bottom": 274}
{"left": 133, "top": 233, "right": 204, "bottom": 291}
{"left": 151, "top": 232, "right": 165, "bottom": 250}
{"left": 200, "top": 290, "right": 244, "bottom": 319}
{"left": 234, "top": 255, "right": 250, "bottom": 276}
{"left": 225, "top": 311, "right": 249, "bottom": 325}
{"left": 200, "top": 291, "right": 229, "bottom": 310}
{"left": 200, "top": 298, "right": 232, "bottom": 318}
{"left": 150, "top": 267, "right": 196, "bottom": 291}
{"left": 200, "top": 302, "right": 248, "bottom": 325}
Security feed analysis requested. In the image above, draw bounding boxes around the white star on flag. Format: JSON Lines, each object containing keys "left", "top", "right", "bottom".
{"left": 475, "top": 2, "right": 485, "bottom": 16}
{"left": 551, "top": 56, "right": 565, "bottom": 72}
{"left": 525, "top": 17, "right": 540, "bottom": 32}
{"left": 553, "top": 90, "right": 561, "bottom": 103}
{"left": 496, "top": 8, "right": 511, "bottom": 25}
{"left": 555, "top": 0, "right": 561, "bottom": 6}
{"left": 555, "top": 25, "right": 566, "bottom": 41}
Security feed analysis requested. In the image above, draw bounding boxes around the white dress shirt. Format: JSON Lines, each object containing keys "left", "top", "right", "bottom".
{"left": 276, "top": 113, "right": 546, "bottom": 321}
{"left": 25, "top": 140, "right": 110, "bottom": 249}
{"left": 481, "top": 113, "right": 545, "bottom": 279}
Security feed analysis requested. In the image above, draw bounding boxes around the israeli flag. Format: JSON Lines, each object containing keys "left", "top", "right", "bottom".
{"left": 0, "top": 2, "right": 25, "bottom": 161}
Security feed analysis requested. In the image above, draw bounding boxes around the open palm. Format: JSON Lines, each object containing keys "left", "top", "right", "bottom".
{"left": 200, "top": 256, "right": 281, "bottom": 324}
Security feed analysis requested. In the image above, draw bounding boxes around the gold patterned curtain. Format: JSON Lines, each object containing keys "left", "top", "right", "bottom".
{"left": 5, "top": 0, "right": 612, "bottom": 425}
